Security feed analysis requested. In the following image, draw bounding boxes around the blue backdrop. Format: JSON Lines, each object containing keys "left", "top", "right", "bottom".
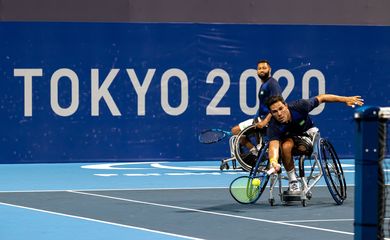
{"left": 0, "top": 22, "right": 389, "bottom": 163}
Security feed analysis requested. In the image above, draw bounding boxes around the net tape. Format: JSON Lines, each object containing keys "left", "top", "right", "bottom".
{"left": 380, "top": 107, "right": 390, "bottom": 119}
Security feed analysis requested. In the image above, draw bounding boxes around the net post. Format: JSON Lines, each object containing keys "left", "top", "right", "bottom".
{"left": 354, "top": 106, "right": 387, "bottom": 240}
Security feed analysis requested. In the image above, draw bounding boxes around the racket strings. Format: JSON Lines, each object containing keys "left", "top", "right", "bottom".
{"left": 199, "top": 130, "right": 226, "bottom": 143}
{"left": 230, "top": 174, "right": 267, "bottom": 204}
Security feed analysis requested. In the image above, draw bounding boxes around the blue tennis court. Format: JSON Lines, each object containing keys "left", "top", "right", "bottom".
{"left": 0, "top": 160, "right": 356, "bottom": 240}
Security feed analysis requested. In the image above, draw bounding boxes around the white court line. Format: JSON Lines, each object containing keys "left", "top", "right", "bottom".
{"left": 0, "top": 187, "right": 230, "bottom": 193}
{"left": 151, "top": 163, "right": 220, "bottom": 171}
{"left": 81, "top": 162, "right": 169, "bottom": 170}
{"left": 68, "top": 190, "right": 354, "bottom": 236}
{"left": 283, "top": 218, "right": 390, "bottom": 223}
{"left": 282, "top": 219, "right": 353, "bottom": 223}
{"left": 0, "top": 201, "right": 203, "bottom": 240}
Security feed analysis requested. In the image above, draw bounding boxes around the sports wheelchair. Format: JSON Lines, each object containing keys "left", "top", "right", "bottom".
{"left": 220, "top": 125, "right": 266, "bottom": 172}
{"left": 229, "top": 124, "right": 347, "bottom": 206}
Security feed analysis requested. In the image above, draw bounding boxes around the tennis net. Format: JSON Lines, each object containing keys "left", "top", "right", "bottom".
{"left": 354, "top": 106, "right": 390, "bottom": 240}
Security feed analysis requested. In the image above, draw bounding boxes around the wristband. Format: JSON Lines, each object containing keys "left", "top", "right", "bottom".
{"left": 270, "top": 157, "right": 278, "bottom": 166}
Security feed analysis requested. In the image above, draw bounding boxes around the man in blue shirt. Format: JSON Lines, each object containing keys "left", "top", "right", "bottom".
{"left": 231, "top": 60, "right": 282, "bottom": 153}
{"left": 266, "top": 94, "right": 364, "bottom": 192}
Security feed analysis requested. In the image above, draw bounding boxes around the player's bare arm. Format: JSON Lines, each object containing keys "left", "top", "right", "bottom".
{"left": 268, "top": 140, "right": 281, "bottom": 172}
{"left": 316, "top": 94, "right": 364, "bottom": 107}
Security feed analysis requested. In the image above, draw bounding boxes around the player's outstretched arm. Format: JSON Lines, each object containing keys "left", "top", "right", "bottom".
{"left": 316, "top": 94, "right": 364, "bottom": 107}
{"left": 268, "top": 140, "right": 281, "bottom": 172}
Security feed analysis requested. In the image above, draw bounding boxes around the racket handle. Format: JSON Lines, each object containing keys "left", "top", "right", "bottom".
{"left": 266, "top": 168, "right": 276, "bottom": 175}
{"left": 266, "top": 163, "right": 281, "bottom": 175}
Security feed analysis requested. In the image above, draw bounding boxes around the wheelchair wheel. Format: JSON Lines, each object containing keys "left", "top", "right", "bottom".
{"left": 234, "top": 125, "right": 264, "bottom": 172}
{"left": 319, "top": 138, "right": 347, "bottom": 205}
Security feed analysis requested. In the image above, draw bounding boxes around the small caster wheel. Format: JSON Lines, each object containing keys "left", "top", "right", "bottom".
{"left": 306, "top": 191, "right": 312, "bottom": 200}
{"left": 220, "top": 162, "right": 229, "bottom": 171}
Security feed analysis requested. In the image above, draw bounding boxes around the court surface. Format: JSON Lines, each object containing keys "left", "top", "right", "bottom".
{"left": 0, "top": 160, "right": 356, "bottom": 240}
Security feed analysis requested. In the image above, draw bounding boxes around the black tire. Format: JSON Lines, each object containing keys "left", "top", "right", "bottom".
{"left": 319, "top": 138, "right": 347, "bottom": 205}
{"left": 234, "top": 125, "right": 264, "bottom": 172}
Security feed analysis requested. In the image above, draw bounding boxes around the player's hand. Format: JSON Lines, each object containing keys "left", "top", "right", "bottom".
{"left": 270, "top": 161, "right": 281, "bottom": 173}
{"left": 346, "top": 96, "right": 364, "bottom": 108}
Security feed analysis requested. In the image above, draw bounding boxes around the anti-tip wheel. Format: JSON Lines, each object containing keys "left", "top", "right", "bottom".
{"left": 219, "top": 162, "right": 229, "bottom": 171}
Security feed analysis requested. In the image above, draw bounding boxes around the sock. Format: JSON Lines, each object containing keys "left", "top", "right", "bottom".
{"left": 287, "top": 169, "right": 297, "bottom": 182}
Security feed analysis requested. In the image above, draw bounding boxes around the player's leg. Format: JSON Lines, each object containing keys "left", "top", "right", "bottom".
{"left": 281, "top": 138, "right": 299, "bottom": 192}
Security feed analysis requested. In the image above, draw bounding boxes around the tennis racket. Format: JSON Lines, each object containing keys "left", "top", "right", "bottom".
{"left": 229, "top": 168, "right": 275, "bottom": 204}
{"left": 198, "top": 129, "right": 232, "bottom": 144}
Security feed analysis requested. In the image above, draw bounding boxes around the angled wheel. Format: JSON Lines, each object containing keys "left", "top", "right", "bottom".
{"left": 319, "top": 138, "right": 347, "bottom": 205}
{"left": 234, "top": 125, "right": 264, "bottom": 172}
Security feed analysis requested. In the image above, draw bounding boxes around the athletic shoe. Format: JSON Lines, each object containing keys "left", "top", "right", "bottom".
{"left": 289, "top": 181, "right": 300, "bottom": 192}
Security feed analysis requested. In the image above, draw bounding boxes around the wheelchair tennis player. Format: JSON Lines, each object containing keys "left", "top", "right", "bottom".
{"left": 231, "top": 59, "right": 282, "bottom": 155}
{"left": 265, "top": 94, "right": 364, "bottom": 193}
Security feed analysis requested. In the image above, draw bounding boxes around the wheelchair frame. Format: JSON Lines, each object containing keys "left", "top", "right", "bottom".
{"left": 230, "top": 124, "right": 347, "bottom": 206}
{"left": 219, "top": 135, "right": 238, "bottom": 171}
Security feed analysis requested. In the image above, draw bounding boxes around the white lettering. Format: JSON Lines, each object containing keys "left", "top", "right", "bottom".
{"left": 161, "top": 68, "right": 188, "bottom": 116}
{"left": 13, "top": 67, "right": 327, "bottom": 117}
{"left": 239, "top": 69, "right": 260, "bottom": 115}
{"left": 91, "top": 69, "right": 121, "bottom": 116}
{"left": 303, "top": 69, "right": 326, "bottom": 115}
{"left": 126, "top": 69, "right": 155, "bottom": 116}
{"left": 50, "top": 69, "right": 79, "bottom": 116}
{"left": 206, "top": 69, "right": 231, "bottom": 115}
{"left": 273, "top": 69, "right": 294, "bottom": 100}
{"left": 14, "top": 68, "right": 43, "bottom": 117}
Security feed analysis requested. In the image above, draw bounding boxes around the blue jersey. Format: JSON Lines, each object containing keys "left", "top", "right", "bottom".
{"left": 267, "top": 97, "right": 320, "bottom": 141}
{"left": 257, "top": 77, "right": 282, "bottom": 119}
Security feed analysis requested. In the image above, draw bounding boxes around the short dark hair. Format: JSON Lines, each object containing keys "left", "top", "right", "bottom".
{"left": 266, "top": 95, "right": 286, "bottom": 109}
{"left": 257, "top": 59, "right": 271, "bottom": 67}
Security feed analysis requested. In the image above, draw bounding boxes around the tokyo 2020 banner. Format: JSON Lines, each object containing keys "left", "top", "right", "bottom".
{"left": 0, "top": 22, "right": 389, "bottom": 163}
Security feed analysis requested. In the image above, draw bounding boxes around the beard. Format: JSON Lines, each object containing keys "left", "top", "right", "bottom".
{"left": 258, "top": 72, "right": 270, "bottom": 81}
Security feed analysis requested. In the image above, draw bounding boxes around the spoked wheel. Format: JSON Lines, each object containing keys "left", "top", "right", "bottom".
{"left": 319, "top": 138, "right": 347, "bottom": 205}
{"left": 234, "top": 125, "right": 264, "bottom": 172}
